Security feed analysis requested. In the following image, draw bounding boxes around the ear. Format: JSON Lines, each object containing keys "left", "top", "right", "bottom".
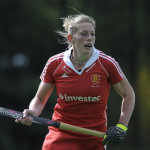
{"left": 68, "top": 34, "right": 73, "bottom": 43}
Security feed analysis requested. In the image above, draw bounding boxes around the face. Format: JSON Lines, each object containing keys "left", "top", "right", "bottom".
{"left": 71, "top": 22, "right": 95, "bottom": 55}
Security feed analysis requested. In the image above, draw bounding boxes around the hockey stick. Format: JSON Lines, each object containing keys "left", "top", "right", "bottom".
{"left": 0, "top": 107, "right": 105, "bottom": 138}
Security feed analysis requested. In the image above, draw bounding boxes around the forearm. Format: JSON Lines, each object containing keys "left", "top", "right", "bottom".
{"left": 29, "top": 82, "right": 55, "bottom": 116}
{"left": 119, "top": 93, "right": 135, "bottom": 126}
{"left": 29, "top": 96, "right": 45, "bottom": 116}
{"left": 16, "top": 82, "right": 54, "bottom": 125}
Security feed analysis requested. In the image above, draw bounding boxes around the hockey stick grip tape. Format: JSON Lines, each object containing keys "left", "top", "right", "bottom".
{"left": 31, "top": 115, "right": 60, "bottom": 128}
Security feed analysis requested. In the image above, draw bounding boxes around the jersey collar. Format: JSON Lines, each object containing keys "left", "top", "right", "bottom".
{"left": 64, "top": 47, "right": 99, "bottom": 75}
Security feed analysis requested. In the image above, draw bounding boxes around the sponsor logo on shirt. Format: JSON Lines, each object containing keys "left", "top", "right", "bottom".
{"left": 59, "top": 93, "right": 101, "bottom": 102}
{"left": 61, "top": 73, "right": 68, "bottom": 77}
{"left": 62, "top": 66, "right": 71, "bottom": 74}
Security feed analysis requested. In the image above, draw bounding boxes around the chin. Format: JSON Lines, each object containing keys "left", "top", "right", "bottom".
{"left": 84, "top": 47, "right": 93, "bottom": 52}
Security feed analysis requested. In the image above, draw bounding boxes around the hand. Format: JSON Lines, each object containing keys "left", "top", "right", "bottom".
{"left": 102, "top": 124, "right": 127, "bottom": 145}
{"left": 15, "top": 109, "right": 35, "bottom": 126}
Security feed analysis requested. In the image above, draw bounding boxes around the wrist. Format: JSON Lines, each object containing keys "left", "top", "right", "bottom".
{"left": 117, "top": 123, "right": 128, "bottom": 132}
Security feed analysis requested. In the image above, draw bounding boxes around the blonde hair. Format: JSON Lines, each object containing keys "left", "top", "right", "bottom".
{"left": 57, "top": 14, "right": 96, "bottom": 48}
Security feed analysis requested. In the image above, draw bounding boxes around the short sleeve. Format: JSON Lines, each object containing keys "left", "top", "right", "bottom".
{"left": 40, "top": 58, "right": 55, "bottom": 83}
{"left": 100, "top": 55, "right": 124, "bottom": 85}
{"left": 107, "top": 57, "right": 124, "bottom": 84}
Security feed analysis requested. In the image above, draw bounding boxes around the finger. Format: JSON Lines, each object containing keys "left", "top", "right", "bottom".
{"left": 23, "top": 109, "right": 29, "bottom": 117}
{"left": 26, "top": 116, "right": 33, "bottom": 125}
{"left": 15, "top": 118, "right": 22, "bottom": 123}
{"left": 21, "top": 116, "right": 33, "bottom": 125}
{"left": 23, "top": 109, "right": 35, "bottom": 117}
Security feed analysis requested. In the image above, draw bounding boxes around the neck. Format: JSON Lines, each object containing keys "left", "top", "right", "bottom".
{"left": 70, "top": 50, "right": 92, "bottom": 65}
{"left": 70, "top": 54, "right": 87, "bottom": 64}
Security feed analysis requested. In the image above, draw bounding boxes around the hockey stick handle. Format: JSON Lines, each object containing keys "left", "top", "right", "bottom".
{"left": 0, "top": 107, "right": 105, "bottom": 138}
{"left": 59, "top": 122, "right": 105, "bottom": 138}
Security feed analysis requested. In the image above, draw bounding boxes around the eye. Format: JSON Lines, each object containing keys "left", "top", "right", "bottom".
{"left": 81, "top": 32, "right": 87, "bottom": 36}
{"left": 91, "top": 33, "right": 95, "bottom": 36}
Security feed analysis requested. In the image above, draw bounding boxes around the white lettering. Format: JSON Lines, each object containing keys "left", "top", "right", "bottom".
{"left": 59, "top": 93, "right": 101, "bottom": 102}
{"left": 84, "top": 97, "right": 88, "bottom": 102}
{"left": 68, "top": 96, "right": 73, "bottom": 101}
{"left": 92, "top": 97, "right": 97, "bottom": 101}
{"left": 72, "top": 96, "right": 79, "bottom": 101}
{"left": 78, "top": 97, "right": 83, "bottom": 101}
{"left": 64, "top": 94, "right": 67, "bottom": 100}
{"left": 97, "top": 96, "right": 101, "bottom": 100}
{"left": 88, "top": 96, "right": 91, "bottom": 102}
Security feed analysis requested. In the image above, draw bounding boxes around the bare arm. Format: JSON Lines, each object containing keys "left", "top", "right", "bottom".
{"left": 112, "top": 76, "right": 135, "bottom": 126}
{"left": 28, "top": 81, "right": 55, "bottom": 116}
{"left": 16, "top": 81, "right": 55, "bottom": 125}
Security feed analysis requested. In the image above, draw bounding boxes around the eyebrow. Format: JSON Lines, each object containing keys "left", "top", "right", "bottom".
{"left": 80, "top": 30, "right": 95, "bottom": 33}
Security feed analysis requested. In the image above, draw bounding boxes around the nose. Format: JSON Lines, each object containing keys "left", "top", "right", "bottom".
{"left": 87, "top": 34, "right": 93, "bottom": 41}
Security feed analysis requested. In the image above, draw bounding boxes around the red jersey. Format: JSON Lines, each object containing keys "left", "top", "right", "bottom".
{"left": 40, "top": 47, "right": 124, "bottom": 150}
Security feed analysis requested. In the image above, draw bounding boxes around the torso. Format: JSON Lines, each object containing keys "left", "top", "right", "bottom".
{"left": 40, "top": 48, "right": 124, "bottom": 132}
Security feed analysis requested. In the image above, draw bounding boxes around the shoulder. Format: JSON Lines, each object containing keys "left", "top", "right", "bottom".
{"left": 98, "top": 50, "right": 115, "bottom": 63}
{"left": 97, "top": 50, "right": 119, "bottom": 67}
{"left": 46, "top": 52, "right": 65, "bottom": 65}
{"left": 96, "top": 50, "right": 124, "bottom": 78}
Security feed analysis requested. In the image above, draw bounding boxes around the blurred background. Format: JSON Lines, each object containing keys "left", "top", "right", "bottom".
{"left": 0, "top": 0, "right": 150, "bottom": 150}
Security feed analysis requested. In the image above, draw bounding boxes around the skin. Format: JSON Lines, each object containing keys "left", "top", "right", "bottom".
{"left": 68, "top": 22, "right": 95, "bottom": 70}
{"left": 15, "top": 82, "right": 55, "bottom": 125}
{"left": 16, "top": 22, "right": 135, "bottom": 128}
{"left": 113, "top": 76, "right": 135, "bottom": 126}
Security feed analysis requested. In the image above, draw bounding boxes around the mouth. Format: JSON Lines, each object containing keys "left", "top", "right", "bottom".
{"left": 84, "top": 43, "right": 93, "bottom": 48}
